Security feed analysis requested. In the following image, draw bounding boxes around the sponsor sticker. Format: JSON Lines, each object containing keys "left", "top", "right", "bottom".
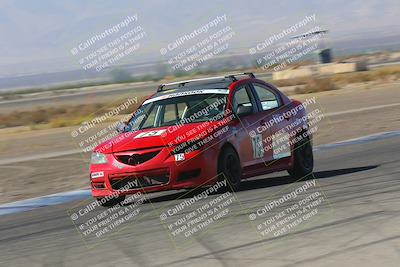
{"left": 134, "top": 129, "right": 167, "bottom": 139}
{"left": 91, "top": 171, "right": 104, "bottom": 179}
{"left": 143, "top": 89, "right": 229, "bottom": 105}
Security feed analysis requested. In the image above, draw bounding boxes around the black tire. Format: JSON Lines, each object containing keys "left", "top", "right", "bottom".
{"left": 97, "top": 195, "right": 126, "bottom": 207}
{"left": 218, "top": 146, "right": 242, "bottom": 191}
{"left": 288, "top": 136, "right": 314, "bottom": 180}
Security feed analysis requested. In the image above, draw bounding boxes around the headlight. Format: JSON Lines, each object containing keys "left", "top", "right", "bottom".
{"left": 91, "top": 152, "right": 108, "bottom": 164}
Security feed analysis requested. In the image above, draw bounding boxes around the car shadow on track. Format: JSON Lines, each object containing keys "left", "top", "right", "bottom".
{"left": 239, "top": 165, "right": 379, "bottom": 192}
{"left": 124, "top": 165, "right": 378, "bottom": 205}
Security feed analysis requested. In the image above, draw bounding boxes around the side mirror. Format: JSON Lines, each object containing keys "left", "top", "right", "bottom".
{"left": 115, "top": 121, "right": 127, "bottom": 133}
{"left": 236, "top": 105, "right": 253, "bottom": 117}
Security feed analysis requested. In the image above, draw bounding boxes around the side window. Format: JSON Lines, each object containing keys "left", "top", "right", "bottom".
{"left": 232, "top": 86, "right": 253, "bottom": 113}
{"left": 253, "top": 84, "right": 280, "bottom": 111}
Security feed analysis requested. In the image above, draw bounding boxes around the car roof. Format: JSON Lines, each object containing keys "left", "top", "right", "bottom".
{"left": 143, "top": 73, "right": 273, "bottom": 105}
{"left": 157, "top": 73, "right": 255, "bottom": 92}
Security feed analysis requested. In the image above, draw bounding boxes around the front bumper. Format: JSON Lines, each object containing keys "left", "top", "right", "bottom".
{"left": 89, "top": 147, "right": 219, "bottom": 198}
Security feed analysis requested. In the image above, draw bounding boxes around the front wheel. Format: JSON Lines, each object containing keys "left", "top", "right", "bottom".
{"left": 97, "top": 195, "right": 125, "bottom": 207}
{"left": 288, "top": 136, "right": 314, "bottom": 180}
{"left": 218, "top": 146, "right": 242, "bottom": 191}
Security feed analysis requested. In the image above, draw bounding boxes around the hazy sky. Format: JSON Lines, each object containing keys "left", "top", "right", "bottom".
{"left": 0, "top": 0, "right": 399, "bottom": 75}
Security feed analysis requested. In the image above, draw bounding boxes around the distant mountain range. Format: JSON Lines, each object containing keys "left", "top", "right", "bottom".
{"left": 0, "top": 0, "right": 399, "bottom": 88}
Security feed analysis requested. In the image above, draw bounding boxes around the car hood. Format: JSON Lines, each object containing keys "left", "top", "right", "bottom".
{"left": 94, "top": 121, "right": 221, "bottom": 153}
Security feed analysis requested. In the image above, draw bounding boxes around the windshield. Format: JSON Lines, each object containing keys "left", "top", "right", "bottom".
{"left": 126, "top": 93, "right": 227, "bottom": 131}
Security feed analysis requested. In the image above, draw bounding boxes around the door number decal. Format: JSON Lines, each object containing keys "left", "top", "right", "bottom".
{"left": 251, "top": 134, "right": 264, "bottom": 159}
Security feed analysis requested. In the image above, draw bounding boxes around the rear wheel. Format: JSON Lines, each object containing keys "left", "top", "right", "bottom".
{"left": 97, "top": 195, "right": 125, "bottom": 207}
{"left": 218, "top": 146, "right": 242, "bottom": 191}
{"left": 288, "top": 136, "right": 314, "bottom": 180}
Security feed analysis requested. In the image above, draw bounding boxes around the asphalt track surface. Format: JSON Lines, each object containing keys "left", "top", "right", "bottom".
{"left": 0, "top": 135, "right": 399, "bottom": 266}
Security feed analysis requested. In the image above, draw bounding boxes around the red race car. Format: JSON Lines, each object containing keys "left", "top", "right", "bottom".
{"left": 89, "top": 73, "right": 314, "bottom": 206}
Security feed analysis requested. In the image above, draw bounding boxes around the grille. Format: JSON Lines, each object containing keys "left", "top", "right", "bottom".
{"left": 109, "top": 171, "right": 169, "bottom": 190}
{"left": 177, "top": 169, "right": 201, "bottom": 181}
{"left": 114, "top": 150, "right": 161, "bottom": 166}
